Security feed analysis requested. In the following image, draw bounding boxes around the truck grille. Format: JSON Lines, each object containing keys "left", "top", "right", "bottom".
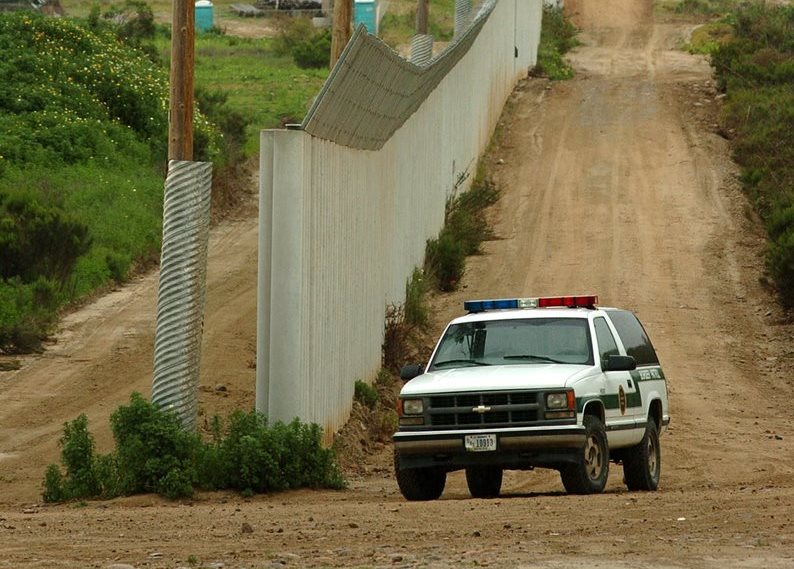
{"left": 427, "top": 391, "right": 540, "bottom": 428}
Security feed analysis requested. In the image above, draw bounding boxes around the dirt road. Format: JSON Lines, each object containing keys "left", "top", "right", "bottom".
{"left": 1, "top": 1, "right": 793, "bottom": 567}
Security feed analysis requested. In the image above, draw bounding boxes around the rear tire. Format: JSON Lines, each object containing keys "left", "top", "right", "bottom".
{"left": 623, "top": 420, "right": 660, "bottom": 491}
{"left": 394, "top": 451, "right": 446, "bottom": 501}
{"left": 465, "top": 465, "right": 503, "bottom": 498}
{"left": 561, "top": 415, "right": 609, "bottom": 494}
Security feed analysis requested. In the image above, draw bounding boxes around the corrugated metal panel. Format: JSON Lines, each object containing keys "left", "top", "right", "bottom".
{"left": 259, "top": 0, "right": 543, "bottom": 433}
{"left": 301, "top": 1, "right": 497, "bottom": 150}
{"left": 153, "top": 160, "right": 213, "bottom": 430}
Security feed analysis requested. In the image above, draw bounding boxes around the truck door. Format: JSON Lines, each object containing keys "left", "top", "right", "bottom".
{"left": 593, "top": 317, "right": 641, "bottom": 445}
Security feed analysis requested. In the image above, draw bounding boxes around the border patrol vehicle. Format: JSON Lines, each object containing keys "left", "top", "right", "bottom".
{"left": 393, "top": 295, "right": 670, "bottom": 501}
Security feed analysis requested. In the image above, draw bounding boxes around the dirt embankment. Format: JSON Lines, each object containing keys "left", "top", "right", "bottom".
{"left": 1, "top": 1, "right": 793, "bottom": 568}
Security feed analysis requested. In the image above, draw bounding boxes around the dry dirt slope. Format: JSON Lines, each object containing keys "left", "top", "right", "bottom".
{"left": 1, "top": 0, "right": 794, "bottom": 567}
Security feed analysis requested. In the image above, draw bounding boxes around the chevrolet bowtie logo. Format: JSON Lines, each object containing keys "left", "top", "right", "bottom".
{"left": 472, "top": 405, "right": 492, "bottom": 414}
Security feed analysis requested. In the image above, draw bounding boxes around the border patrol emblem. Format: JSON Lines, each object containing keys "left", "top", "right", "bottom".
{"left": 619, "top": 385, "right": 627, "bottom": 415}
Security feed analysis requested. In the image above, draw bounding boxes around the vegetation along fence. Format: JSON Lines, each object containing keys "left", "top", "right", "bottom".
{"left": 257, "top": 0, "right": 543, "bottom": 432}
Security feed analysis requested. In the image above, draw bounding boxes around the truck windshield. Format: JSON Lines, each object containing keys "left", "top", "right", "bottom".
{"left": 430, "top": 318, "right": 593, "bottom": 370}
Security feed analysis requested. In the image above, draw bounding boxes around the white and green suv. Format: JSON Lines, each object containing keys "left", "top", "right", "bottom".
{"left": 394, "top": 295, "right": 670, "bottom": 501}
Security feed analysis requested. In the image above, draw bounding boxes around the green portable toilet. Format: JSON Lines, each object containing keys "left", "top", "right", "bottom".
{"left": 354, "top": 0, "right": 376, "bottom": 34}
{"left": 195, "top": 0, "right": 214, "bottom": 32}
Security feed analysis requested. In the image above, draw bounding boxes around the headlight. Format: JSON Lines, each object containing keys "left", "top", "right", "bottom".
{"left": 546, "top": 392, "right": 568, "bottom": 409}
{"left": 402, "top": 399, "right": 424, "bottom": 415}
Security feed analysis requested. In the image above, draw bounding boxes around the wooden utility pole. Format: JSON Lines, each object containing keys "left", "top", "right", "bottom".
{"left": 330, "top": 0, "right": 353, "bottom": 68}
{"left": 416, "top": 0, "right": 429, "bottom": 35}
{"left": 169, "top": 0, "right": 195, "bottom": 161}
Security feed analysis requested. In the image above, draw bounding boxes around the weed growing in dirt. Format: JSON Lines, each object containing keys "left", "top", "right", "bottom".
{"left": 404, "top": 268, "right": 429, "bottom": 328}
{"left": 425, "top": 233, "right": 466, "bottom": 292}
{"left": 532, "top": 5, "right": 579, "bottom": 80}
{"left": 383, "top": 304, "right": 412, "bottom": 373}
{"left": 383, "top": 270, "right": 432, "bottom": 373}
{"left": 354, "top": 379, "right": 380, "bottom": 409}
{"left": 424, "top": 175, "right": 500, "bottom": 292}
{"left": 43, "top": 393, "right": 345, "bottom": 502}
{"left": 333, "top": 368, "right": 401, "bottom": 473}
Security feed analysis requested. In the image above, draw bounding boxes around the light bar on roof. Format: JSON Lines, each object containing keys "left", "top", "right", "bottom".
{"left": 464, "top": 295, "right": 598, "bottom": 313}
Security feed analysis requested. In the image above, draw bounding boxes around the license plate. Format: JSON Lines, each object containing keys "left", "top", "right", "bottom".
{"left": 465, "top": 434, "right": 497, "bottom": 452}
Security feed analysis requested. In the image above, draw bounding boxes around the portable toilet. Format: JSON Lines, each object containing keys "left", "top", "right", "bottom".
{"left": 195, "top": 0, "right": 214, "bottom": 32}
{"left": 354, "top": 0, "right": 376, "bottom": 34}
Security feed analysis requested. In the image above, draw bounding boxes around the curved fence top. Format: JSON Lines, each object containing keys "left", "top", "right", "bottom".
{"left": 301, "top": 0, "right": 496, "bottom": 151}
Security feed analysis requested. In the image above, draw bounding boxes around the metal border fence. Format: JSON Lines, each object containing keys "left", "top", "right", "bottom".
{"left": 258, "top": 0, "right": 543, "bottom": 432}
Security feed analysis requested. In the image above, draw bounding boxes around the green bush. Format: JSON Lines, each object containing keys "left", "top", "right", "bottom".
{"left": 0, "top": 277, "right": 61, "bottom": 353}
{"left": 43, "top": 414, "right": 100, "bottom": 501}
{"left": 199, "top": 411, "right": 345, "bottom": 494}
{"left": 105, "top": 0, "right": 156, "bottom": 43}
{"left": 446, "top": 177, "right": 499, "bottom": 255}
{"left": 59, "top": 414, "right": 101, "bottom": 498}
{"left": 424, "top": 176, "right": 500, "bottom": 292}
{"left": 0, "top": 190, "right": 92, "bottom": 285}
{"left": 685, "top": 22, "right": 734, "bottom": 55}
{"left": 533, "top": 5, "right": 578, "bottom": 80}
{"left": 768, "top": 227, "right": 794, "bottom": 306}
{"left": 42, "top": 464, "right": 66, "bottom": 503}
{"left": 111, "top": 393, "right": 200, "bottom": 497}
{"left": 195, "top": 87, "right": 251, "bottom": 162}
{"left": 404, "top": 268, "right": 428, "bottom": 328}
{"left": 43, "top": 394, "right": 345, "bottom": 502}
{"left": 425, "top": 232, "right": 466, "bottom": 292}
{"left": 292, "top": 29, "right": 332, "bottom": 69}
{"left": 273, "top": 16, "right": 331, "bottom": 69}
{"left": 354, "top": 379, "right": 379, "bottom": 409}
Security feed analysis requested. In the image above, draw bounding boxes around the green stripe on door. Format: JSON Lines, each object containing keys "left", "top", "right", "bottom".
{"left": 576, "top": 392, "right": 642, "bottom": 412}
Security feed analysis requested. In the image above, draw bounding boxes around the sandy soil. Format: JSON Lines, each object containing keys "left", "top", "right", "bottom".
{"left": 2, "top": 1, "right": 794, "bottom": 567}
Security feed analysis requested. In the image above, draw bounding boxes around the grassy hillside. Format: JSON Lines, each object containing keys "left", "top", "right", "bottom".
{"left": 679, "top": 1, "right": 793, "bottom": 307}
{"left": 0, "top": 12, "right": 179, "bottom": 351}
{"left": 0, "top": 9, "right": 327, "bottom": 353}
{"left": 711, "top": 3, "right": 794, "bottom": 306}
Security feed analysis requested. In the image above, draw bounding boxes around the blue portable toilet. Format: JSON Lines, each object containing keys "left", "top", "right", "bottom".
{"left": 354, "top": 0, "right": 376, "bottom": 34}
{"left": 195, "top": 0, "right": 214, "bottom": 32}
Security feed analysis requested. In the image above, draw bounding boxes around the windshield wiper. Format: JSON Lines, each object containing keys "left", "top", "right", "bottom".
{"left": 503, "top": 354, "right": 567, "bottom": 364}
{"left": 432, "top": 359, "right": 491, "bottom": 368}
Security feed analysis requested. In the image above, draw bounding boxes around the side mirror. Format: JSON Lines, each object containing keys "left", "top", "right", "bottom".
{"left": 604, "top": 354, "right": 637, "bottom": 372}
{"left": 400, "top": 363, "right": 424, "bottom": 381}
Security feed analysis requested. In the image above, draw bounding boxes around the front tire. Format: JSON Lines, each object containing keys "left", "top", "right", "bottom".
{"left": 465, "top": 465, "right": 503, "bottom": 498}
{"left": 623, "top": 420, "right": 660, "bottom": 491}
{"left": 394, "top": 451, "right": 446, "bottom": 501}
{"left": 561, "top": 415, "right": 609, "bottom": 494}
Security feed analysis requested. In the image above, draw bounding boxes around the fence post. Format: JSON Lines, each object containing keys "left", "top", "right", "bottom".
{"left": 256, "top": 130, "right": 307, "bottom": 423}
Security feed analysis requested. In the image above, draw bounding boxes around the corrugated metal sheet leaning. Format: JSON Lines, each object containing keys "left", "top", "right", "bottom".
{"left": 258, "top": 0, "right": 543, "bottom": 434}
{"left": 302, "top": 0, "right": 496, "bottom": 151}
